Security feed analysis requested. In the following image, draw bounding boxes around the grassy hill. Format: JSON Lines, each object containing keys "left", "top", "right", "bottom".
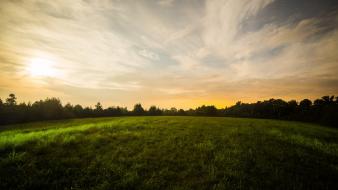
{"left": 0, "top": 116, "right": 337, "bottom": 189}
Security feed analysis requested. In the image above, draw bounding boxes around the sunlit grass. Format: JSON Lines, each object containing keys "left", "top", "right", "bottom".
{"left": 1, "top": 117, "right": 338, "bottom": 189}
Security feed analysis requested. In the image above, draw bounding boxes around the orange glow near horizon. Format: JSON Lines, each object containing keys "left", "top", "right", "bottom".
{"left": 0, "top": 0, "right": 337, "bottom": 109}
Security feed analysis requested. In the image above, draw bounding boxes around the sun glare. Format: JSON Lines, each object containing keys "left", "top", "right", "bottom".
{"left": 26, "top": 58, "right": 58, "bottom": 77}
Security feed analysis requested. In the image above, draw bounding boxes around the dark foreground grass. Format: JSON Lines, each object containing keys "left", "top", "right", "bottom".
{"left": 0, "top": 116, "right": 337, "bottom": 190}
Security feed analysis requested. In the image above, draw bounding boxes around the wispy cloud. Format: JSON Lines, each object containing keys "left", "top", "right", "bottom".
{"left": 0, "top": 0, "right": 337, "bottom": 108}
{"left": 158, "top": 0, "right": 175, "bottom": 7}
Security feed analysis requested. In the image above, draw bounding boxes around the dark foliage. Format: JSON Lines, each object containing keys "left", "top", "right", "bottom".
{"left": 133, "top": 103, "right": 145, "bottom": 116}
{"left": 0, "top": 94, "right": 337, "bottom": 127}
{"left": 195, "top": 105, "right": 218, "bottom": 116}
{"left": 148, "top": 106, "right": 162, "bottom": 116}
{"left": 221, "top": 96, "right": 338, "bottom": 127}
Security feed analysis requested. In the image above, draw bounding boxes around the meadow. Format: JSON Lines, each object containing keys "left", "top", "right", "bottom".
{"left": 0, "top": 116, "right": 337, "bottom": 189}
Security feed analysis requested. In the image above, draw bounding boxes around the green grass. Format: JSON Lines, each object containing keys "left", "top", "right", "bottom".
{"left": 0, "top": 116, "right": 338, "bottom": 190}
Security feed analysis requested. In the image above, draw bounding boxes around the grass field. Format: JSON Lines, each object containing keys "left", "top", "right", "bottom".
{"left": 0, "top": 116, "right": 338, "bottom": 190}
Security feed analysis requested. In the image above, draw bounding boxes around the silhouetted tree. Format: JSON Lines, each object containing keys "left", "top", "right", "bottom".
{"left": 133, "top": 103, "right": 145, "bottom": 115}
{"left": 93, "top": 102, "right": 103, "bottom": 116}
{"left": 163, "top": 107, "right": 179, "bottom": 116}
{"left": 105, "top": 106, "right": 127, "bottom": 116}
{"left": 35, "top": 98, "right": 63, "bottom": 120}
{"left": 170, "top": 107, "right": 177, "bottom": 114}
{"left": 300, "top": 99, "right": 312, "bottom": 109}
{"left": 73, "top": 104, "right": 84, "bottom": 117}
{"left": 6, "top": 93, "right": 16, "bottom": 106}
{"left": 95, "top": 102, "right": 103, "bottom": 111}
{"left": 314, "top": 99, "right": 324, "bottom": 106}
{"left": 0, "top": 94, "right": 337, "bottom": 127}
{"left": 196, "top": 105, "right": 218, "bottom": 116}
{"left": 148, "top": 106, "right": 162, "bottom": 115}
{"left": 322, "top": 96, "right": 334, "bottom": 104}
{"left": 186, "top": 108, "right": 195, "bottom": 116}
{"left": 288, "top": 100, "right": 297, "bottom": 110}
{"left": 295, "top": 99, "right": 312, "bottom": 121}
{"left": 83, "top": 107, "right": 93, "bottom": 117}
{"left": 64, "top": 103, "right": 75, "bottom": 118}
{"left": 178, "top": 109, "right": 186, "bottom": 115}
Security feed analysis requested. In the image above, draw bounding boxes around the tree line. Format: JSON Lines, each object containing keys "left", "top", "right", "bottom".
{"left": 0, "top": 94, "right": 337, "bottom": 127}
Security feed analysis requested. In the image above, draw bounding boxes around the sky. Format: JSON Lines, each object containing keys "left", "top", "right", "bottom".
{"left": 0, "top": 0, "right": 338, "bottom": 109}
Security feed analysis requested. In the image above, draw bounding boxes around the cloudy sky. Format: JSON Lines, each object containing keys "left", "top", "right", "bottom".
{"left": 0, "top": 0, "right": 337, "bottom": 109}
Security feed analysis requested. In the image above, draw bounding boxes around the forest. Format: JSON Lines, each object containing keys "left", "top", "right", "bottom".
{"left": 0, "top": 94, "right": 337, "bottom": 127}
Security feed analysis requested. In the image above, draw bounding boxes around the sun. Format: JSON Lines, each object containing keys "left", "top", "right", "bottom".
{"left": 26, "top": 57, "right": 58, "bottom": 77}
